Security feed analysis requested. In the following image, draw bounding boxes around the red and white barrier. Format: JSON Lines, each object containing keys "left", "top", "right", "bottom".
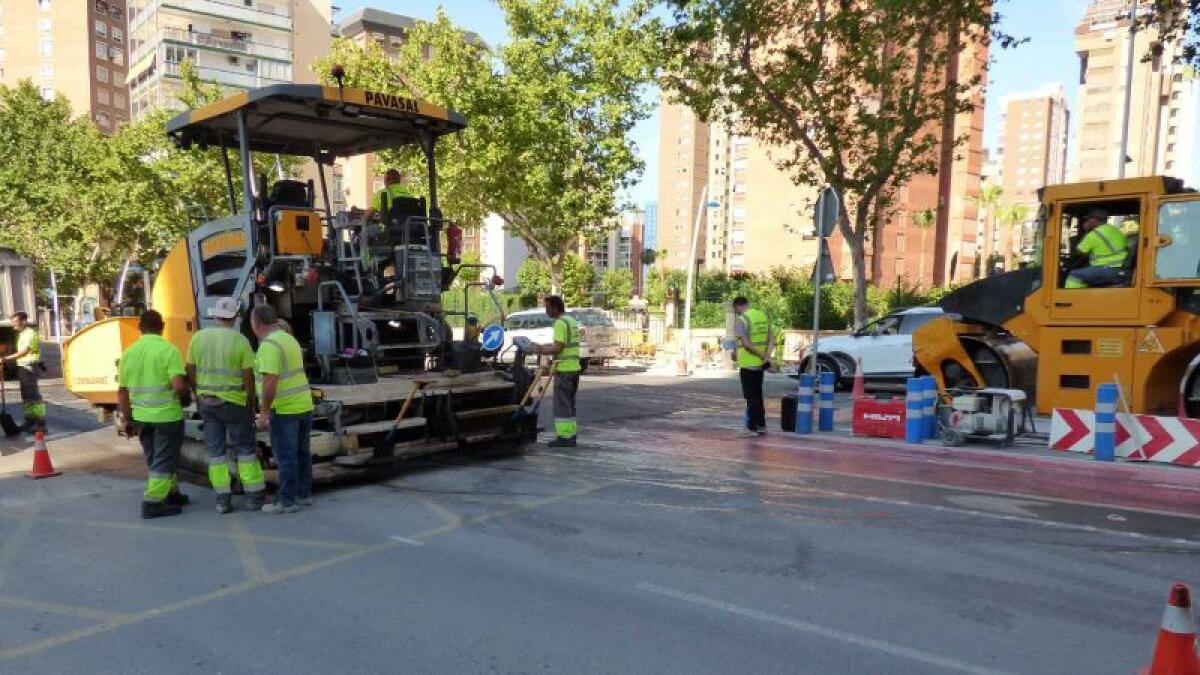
{"left": 1049, "top": 408, "right": 1200, "bottom": 467}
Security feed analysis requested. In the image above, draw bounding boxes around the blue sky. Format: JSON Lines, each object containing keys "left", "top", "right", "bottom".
{"left": 332, "top": 0, "right": 1097, "bottom": 204}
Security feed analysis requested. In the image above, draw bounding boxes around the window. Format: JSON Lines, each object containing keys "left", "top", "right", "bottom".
{"left": 95, "top": 20, "right": 107, "bottom": 37}
{"left": 96, "top": 65, "right": 108, "bottom": 82}
{"left": 0, "top": 48, "right": 6, "bottom": 62}
{"left": 96, "top": 111, "right": 110, "bottom": 126}
{"left": 110, "top": 48, "right": 123, "bottom": 66}
{"left": 96, "top": 43, "right": 108, "bottom": 60}
{"left": 1155, "top": 201, "right": 1200, "bottom": 281}
{"left": 40, "top": 86, "right": 54, "bottom": 100}
{"left": 112, "top": 27, "right": 122, "bottom": 43}
{"left": 40, "top": 41, "right": 53, "bottom": 57}
{"left": 732, "top": 207, "right": 747, "bottom": 222}
{"left": 40, "top": 64, "right": 53, "bottom": 79}
{"left": 97, "top": 88, "right": 109, "bottom": 104}
{"left": 113, "top": 92, "right": 125, "bottom": 108}
{"left": 38, "top": 0, "right": 51, "bottom": 12}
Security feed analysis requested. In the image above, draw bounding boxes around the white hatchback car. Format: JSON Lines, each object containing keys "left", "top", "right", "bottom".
{"left": 500, "top": 308, "right": 618, "bottom": 371}
{"left": 797, "top": 307, "right": 947, "bottom": 388}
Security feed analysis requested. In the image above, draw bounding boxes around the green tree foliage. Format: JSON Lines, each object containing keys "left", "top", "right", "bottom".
{"left": 664, "top": 0, "right": 1011, "bottom": 326}
{"left": 597, "top": 269, "right": 633, "bottom": 309}
{"left": 1141, "top": 1, "right": 1200, "bottom": 65}
{"left": 315, "top": 1, "right": 663, "bottom": 293}
{"left": 515, "top": 255, "right": 595, "bottom": 307}
{"left": 646, "top": 267, "right": 687, "bottom": 307}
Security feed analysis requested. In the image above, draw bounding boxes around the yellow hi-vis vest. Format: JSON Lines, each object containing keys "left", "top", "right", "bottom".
{"left": 553, "top": 315, "right": 581, "bottom": 374}
{"left": 187, "top": 327, "right": 255, "bottom": 407}
{"left": 1079, "top": 223, "right": 1128, "bottom": 268}
{"left": 16, "top": 327, "right": 40, "bottom": 366}
{"left": 118, "top": 334, "right": 185, "bottom": 423}
{"left": 737, "top": 308, "right": 770, "bottom": 369}
{"left": 255, "top": 330, "right": 313, "bottom": 415}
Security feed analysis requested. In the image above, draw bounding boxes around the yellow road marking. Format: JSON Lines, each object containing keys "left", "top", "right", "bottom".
{"left": 0, "top": 597, "right": 128, "bottom": 622}
{"left": 0, "top": 480, "right": 613, "bottom": 664}
{"left": 417, "top": 495, "right": 464, "bottom": 528}
{"left": 227, "top": 515, "right": 268, "bottom": 581}
{"left": 0, "top": 512, "right": 359, "bottom": 551}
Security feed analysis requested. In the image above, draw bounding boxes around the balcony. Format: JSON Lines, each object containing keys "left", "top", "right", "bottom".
{"left": 163, "top": 60, "right": 291, "bottom": 89}
{"left": 159, "top": 26, "right": 291, "bottom": 61}
{"left": 132, "top": 0, "right": 293, "bottom": 33}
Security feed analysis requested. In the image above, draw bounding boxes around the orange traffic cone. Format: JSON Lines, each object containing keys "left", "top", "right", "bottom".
{"left": 26, "top": 431, "right": 61, "bottom": 480}
{"left": 1142, "top": 583, "right": 1200, "bottom": 675}
{"left": 851, "top": 356, "right": 866, "bottom": 400}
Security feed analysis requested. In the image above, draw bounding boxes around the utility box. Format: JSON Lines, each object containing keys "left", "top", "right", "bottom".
{"left": 851, "top": 396, "right": 906, "bottom": 439}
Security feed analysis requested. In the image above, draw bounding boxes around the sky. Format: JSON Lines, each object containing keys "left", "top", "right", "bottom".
{"left": 330, "top": 0, "right": 1109, "bottom": 206}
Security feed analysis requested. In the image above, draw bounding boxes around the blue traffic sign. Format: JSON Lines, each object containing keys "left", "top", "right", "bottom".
{"left": 481, "top": 323, "right": 505, "bottom": 351}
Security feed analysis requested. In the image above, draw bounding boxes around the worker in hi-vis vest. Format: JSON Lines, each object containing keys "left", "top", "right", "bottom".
{"left": 2, "top": 311, "right": 45, "bottom": 432}
{"left": 118, "top": 310, "right": 193, "bottom": 520}
{"left": 1066, "top": 207, "right": 1129, "bottom": 289}
{"left": 531, "top": 295, "right": 581, "bottom": 448}
{"left": 251, "top": 304, "right": 315, "bottom": 514}
{"left": 732, "top": 296, "right": 774, "bottom": 437}
{"left": 186, "top": 297, "right": 266, "bottom": 515}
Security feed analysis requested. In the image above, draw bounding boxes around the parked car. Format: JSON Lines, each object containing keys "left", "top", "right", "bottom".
{"left": 500, "top": 308, "right": 618, "bottom": 371}
{"left": 796, "top": 307, "right": 948, "bottom": 388}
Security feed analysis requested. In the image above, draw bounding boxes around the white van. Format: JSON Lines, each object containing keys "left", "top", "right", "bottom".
{"left": 501, "top": 308, "right": 618, "bottom": 371}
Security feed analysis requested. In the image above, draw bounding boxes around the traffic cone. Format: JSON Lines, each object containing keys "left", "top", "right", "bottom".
{"left": 26, "top": 431, "right": 61, "bottom": 480}
{"left": 851, "top": 356, "right": 866, "bottom": 400}
{"left": 1141, "top": 583, "right": 1200, "bottom": 675}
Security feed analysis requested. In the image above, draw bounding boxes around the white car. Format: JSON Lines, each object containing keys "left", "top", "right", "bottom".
{"left": 500, "top": 308, "right": 618, "bottom": 371}
{"left": 797, "top": 307, "right": 947, "bottom": 388}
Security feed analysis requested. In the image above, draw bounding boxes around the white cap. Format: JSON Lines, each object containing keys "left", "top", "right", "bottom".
{"left": 208, "top": 297, "right": 240, "bottom": 319}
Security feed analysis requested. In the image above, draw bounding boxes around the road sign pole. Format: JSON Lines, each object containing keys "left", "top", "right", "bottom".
{"left": 809, "top": 187, "right": 839, "bottom": 378}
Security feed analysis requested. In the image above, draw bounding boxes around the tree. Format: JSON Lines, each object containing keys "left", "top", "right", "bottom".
{"left": 664, "top": 0, "right": 1009, "bottom": 325}
{"left": 516, "top": 255, "right": 595, "bottom": 307}
{"left": 1141, "top": 1, "right": 1200, "bottom": 65}
{"left": 911, "top": 208, "right": 936, "bottom": 285}
{"left": 597, "top": 269, "right": 633, "bottom": 309}
{"left": 640, "top": 248, "right": 658, "bottom": 266}
{"left": 972, "top": 183, "right": 1003, "bottom": 278}
{"left": 315, "top": 1, "right": 663, "bottom": 293}
{"left": 995, "top": 203, "right": 1030, "bottom": 266}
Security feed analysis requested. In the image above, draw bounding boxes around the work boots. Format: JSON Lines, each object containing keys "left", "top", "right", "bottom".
{"left": 141, "top": 501, "right": 183, "bottom": 519}
{"left": 216, "top": 494, "right": 233, "bottom": 515}
{"left": 244, "top": 491, "right": 267, "bottom": 511}
{"left": 165, "top": 490, "right": 191, "bottom": 507}
{"left": 547, "top": 437, "right": 577, "bottom": 448}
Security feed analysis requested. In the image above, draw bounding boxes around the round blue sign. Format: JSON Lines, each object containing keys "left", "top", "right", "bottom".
{"left": 481, "top": 324, "right": 505, "bottom": 351}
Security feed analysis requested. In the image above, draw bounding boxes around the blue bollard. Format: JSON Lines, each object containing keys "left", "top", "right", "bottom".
{"left": 1095, "top": 383, "right": 1118, "bottom": 462}
{"left": 796, "top": 373, "right": 814, "bottom": 434}
{"left": 818, "top": 371, "right": 835, "bottom": 432}
{"left": 905, "top": 377, "right": 924, "bottom": 444}
{"left": 922, "top": 376, "right": 938, "bottom": 439}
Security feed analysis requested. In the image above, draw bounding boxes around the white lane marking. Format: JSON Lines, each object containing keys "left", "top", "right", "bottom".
{"left": 1154, "top": 484, "right": 1200, "bottom": 493}
{"left": 637, "top": 583, "right": 1014, "bottom": 675}
{"left": 389, "top": 536, "right": 425, "bottom": 547}
{"left": 914, "top": 458, "right": 1034, "bottom": 474}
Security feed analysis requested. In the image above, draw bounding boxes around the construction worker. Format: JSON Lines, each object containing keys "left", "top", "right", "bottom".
{"left": 250, "top": 305, "right": 314, "bottom": 514}
{"left": 118, "top": 310, "right": 192, "bottom": 519}
{"left": 363, "top": 168, "right": 415, "bottom": 223}
{"left": 732, "top": 296, "right": 774, "bottom": 437}
{"left": 186, "top": 297, "right": 266, "bottom": 514}
{"left": 1066, "top": 208, "right": 1129, "bottom": 288}
{"left": 531, "top": 295, "right": 580, "bottom": 448}
{"left": 2, "top": 312, "right": 45, "bottom": 433}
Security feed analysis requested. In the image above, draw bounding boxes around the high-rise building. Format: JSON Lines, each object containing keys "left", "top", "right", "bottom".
{"left": 658, "top": 38, "right": 986, "bottom": 288}
{"left": 1074, "top": 0, "right": 1197, "bottom": 183}
{"left": 997, "top": 84, "right": 1070, "bottom": 206}
{"left": 0, "top": 0, "right": 131, "bottom": 133}
{"left": 656, "top": 100, "right": 709, "bottom": 273}
{"left": 126, "top": 0, "right": 331, "bottom": 120}
{"left": 641, "top": 201, "right": 656, "bottom": 296}
{"left": 583, "top": 212, "right": 644, "bottom": 296}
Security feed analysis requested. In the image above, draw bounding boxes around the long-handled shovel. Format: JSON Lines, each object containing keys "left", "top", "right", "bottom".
{"left": 0, "top": 365, "right": 21, "bottom": 437}
{"left": 377, "top": 380, "right": 428, "bottom": 455}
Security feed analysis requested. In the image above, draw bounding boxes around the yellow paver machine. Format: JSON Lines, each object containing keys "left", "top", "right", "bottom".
{"left": 64, "top": 83, "right": 544, "bottom": 478}
{"left": 914, "top": 176, "right": 1200, "bottom": 416}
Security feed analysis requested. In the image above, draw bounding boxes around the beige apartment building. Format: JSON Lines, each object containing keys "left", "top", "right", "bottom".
{"left": 0, "top": 0, "right": 131, "bottom": 133}
{"left": 656, "top": 99, "right": 710, "bottom": 272}
{"left": 126, "top": 0, "right": 330, "bottom": 120}
{"left": 998, "top": 84, "right": 1069, "bottom": 206}
{"left": 659, "top": 37, "right": 986, "bottom": 289}
{"left": 1074, "top": 0, "right": 1198, "bottom": 182}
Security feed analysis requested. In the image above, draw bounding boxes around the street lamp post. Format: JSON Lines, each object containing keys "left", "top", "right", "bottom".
{"left": 679, "top": 187, "right": 719, "bottom": 376}
{"left": 1117, "top": 0, "right": 1139, "bottom": 179}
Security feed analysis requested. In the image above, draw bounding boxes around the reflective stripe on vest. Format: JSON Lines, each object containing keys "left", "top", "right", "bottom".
{"left": 737, "top": 308, "right": 770, "bottom": 369}
{"left": 554, "top": 316, "right": 581, "bottom": 373}
{"left": 1086, "top": 223, "right": 1127, "bottom": 267}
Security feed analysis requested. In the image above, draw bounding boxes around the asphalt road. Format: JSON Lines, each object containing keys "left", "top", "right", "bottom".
{"left": 0, "top": 369, "right": 1197, "bottom": 674}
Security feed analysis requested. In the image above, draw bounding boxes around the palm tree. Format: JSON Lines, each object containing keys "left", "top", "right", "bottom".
{"left": 973, "top": 184, "right": 1003, "bottom": 278}
{"left": 995, "top": 203, "right": 1030, "bottom": 268}
{"left": 911, "top": 208, "right": 936, "bottom": 285}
